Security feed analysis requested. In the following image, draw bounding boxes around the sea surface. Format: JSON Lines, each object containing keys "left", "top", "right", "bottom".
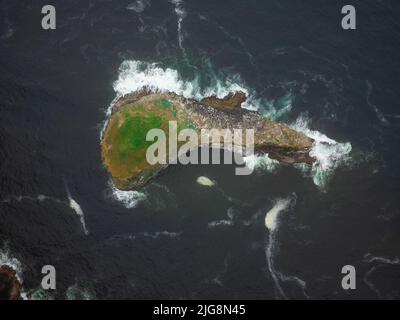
{"left": 1, "top": 0, "right": 400, "bottom": 299}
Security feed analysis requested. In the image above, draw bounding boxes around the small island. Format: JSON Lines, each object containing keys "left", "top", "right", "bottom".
{"left": 0, "top": 265, "right": 22, "bottom": 300}
{"left": 101, "top": 89, "right": 315, "bottom": 190}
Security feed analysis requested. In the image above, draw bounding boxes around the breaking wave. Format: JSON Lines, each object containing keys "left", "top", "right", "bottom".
{"left": 243, "top": 154, "right": 279, "bottom": 173}
{"left": 112, "top": 60, "right": 249, "bottom": 103}
{"left": 107, "top": 180, "right": 147, "bottom": 209}
{"left": 0, "top": 243, "right": 23, "bottom": 283}
{"left": 290, "top": 115, "right": 352, "bottom": 188}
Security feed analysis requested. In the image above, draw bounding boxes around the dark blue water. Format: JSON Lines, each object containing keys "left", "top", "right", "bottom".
{"left": 0, "top": 0, "right": 400, "bottom": 299}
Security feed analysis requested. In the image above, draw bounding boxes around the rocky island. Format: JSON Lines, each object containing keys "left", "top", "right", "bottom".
{"left": 101, "top": 89, "right": 315, "bottom": 190}
{"left": 0, "top": 265, "right": 22, "bottom": 300}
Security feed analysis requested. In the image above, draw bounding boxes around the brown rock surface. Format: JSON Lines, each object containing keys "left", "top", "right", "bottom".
{"left": 0, "top": 265, "right": 22, "bottom": 300}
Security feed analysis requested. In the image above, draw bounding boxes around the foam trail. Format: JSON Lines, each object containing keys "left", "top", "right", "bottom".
{"left": 2, "top": 190, "right": 88, "bottom": 235}
{"left": 366, "top": 80, "right": 389, "bottom": 126}
{"left": 170, "top": 0, "right": 186, "bottom": 52}
{"left": 2, "top": 194, "right": 63, "bottom": 204}
{"left": 126, "top": 0, "right": 149, "bottom": 13}
{"left": 263, "top": 196, "right": 308, "bottom": 299}
{"left": 198, "top": 14, "right": 256, "bottom": 68}
{"left": 264, "top": 198, "right": 291, "bottom": 232}
{"left": 64, "top": 182, "right": 89, "bottom": 235}
{"left": 364, "top": 254, "right": 400, "bottom": 265}
{"left": 264, "top": 198, "right": 292, "bottom": 299}
{"left": 211, "top": 255, "right": 230, "bottom": 286}
{"left": 363, "top": 253, "right": 400, "bottom": 299}
{"left": 208, "top": 208, "right": 236, "bottom": 228}
{"left": 109, "top": 231, "right": 181, "bottom": 241}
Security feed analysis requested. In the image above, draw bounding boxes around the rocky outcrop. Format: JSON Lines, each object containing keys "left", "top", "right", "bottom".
{"left": 101, "top": 90, "right": 315, "bottom": 190}
{"left": 200, "top": 91, "right": 247, "bottom": 109}
{"left": 0, "top": 265, "right": 22, "bottom": 300}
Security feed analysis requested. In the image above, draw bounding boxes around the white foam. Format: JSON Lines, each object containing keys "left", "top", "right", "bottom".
{"left": 108, "top": 180, "right": 147, "bottom": 208}
{"left": 208, "top": 220, "right": 233, "bottom": 228}
{"left": 264, "top": 196, "right": 308, "bottom": 299}
{"left": 64, "top": 184, "right": 89, "bottom": 235}
{"left": 126, "top": 0, "right": 149, "bottom": 13}
{"left": 112, "top": 60, "right": 249, "bottom": 102}
{"left": 68, "top": 198, "right": 89, "bottom": 236}
{"left": 264, "top": 198, "right": 292, "bottom": 231}
{"left": 244, "top": 154, "right": 279, "bottom": 173}
{"left": 170, "top": 0, "right": 186, "bottom": 50}
{"left": 363, "top": 253, "right": 400, "bottom": 265}
{"left": 196, "top": 176, "right": 215, "bottom": 187}
{"left": 290, "top": 115, "right": 352, "bottom": 188}
{"left": 3, "top": 190, "right": 89, "bottom": 235}
{"left": 111, "top": 231, "right": 180, "bottom": 241}
{"left": 362, "top": 253, "right": 400, "bottom": 299}
{"left": 0, "top": 244, "right": 23, "bottom": 283}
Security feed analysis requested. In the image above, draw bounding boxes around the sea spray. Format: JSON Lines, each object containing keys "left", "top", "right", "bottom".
{"left": 0, "top": 243, "right": 23, "bottom": 283}
{"left": 65, "top": 283, "right": 93, "bottom": 300}
{"left": 112, "top": 60, "right": 249, "bottom": 101}
{"left": 290, "top": 115, "right": 352, "bottom": 188}
{"left": 108, "top": 180, "right": 147, "bottom": 209}
{"left": 243, "top": 154, "right": 279, "bottom": 173}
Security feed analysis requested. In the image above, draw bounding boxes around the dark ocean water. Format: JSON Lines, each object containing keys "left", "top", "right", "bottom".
{"left": 1, "top": 0, "right": 400, "bottom": 299}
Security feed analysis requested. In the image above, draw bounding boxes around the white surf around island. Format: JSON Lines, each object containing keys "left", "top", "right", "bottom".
{"left": 0, "top": 243, "right": 23, "bottom": 283}
{"left": 103, "top": 59, "right": 352, "bottom": 207}
{"left": 108, "top": 180, "right": 147, "bottom": 209}
{"left": 0, "top": 243, "right": 29, "bottom": 300}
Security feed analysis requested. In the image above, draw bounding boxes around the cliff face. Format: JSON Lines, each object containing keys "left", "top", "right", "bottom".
{"left": 0, "top": 265, "right": 22, "bottom": 300}
{"left": 101, "top": 90, "right": 315, "bottom": 190}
